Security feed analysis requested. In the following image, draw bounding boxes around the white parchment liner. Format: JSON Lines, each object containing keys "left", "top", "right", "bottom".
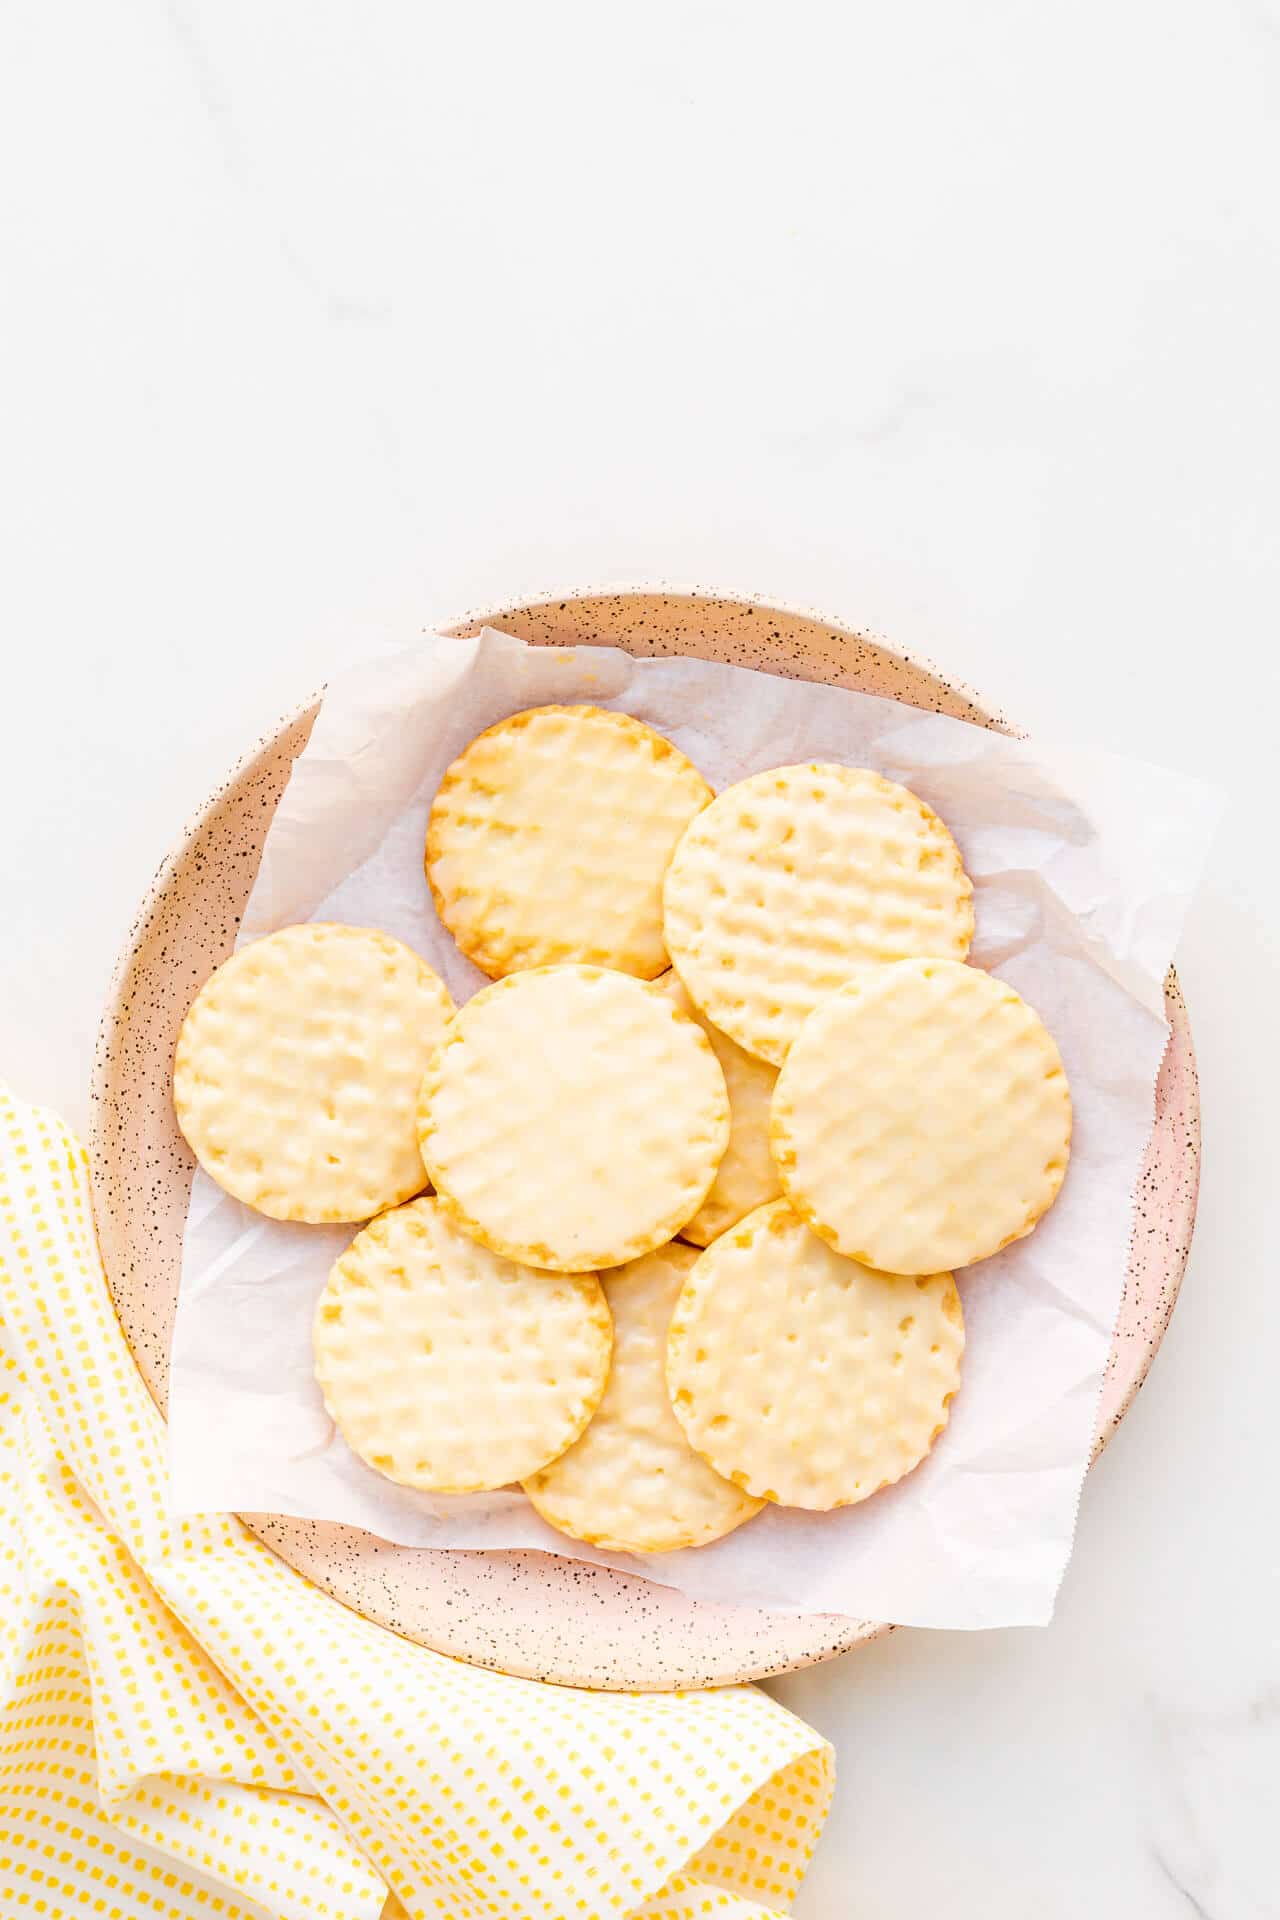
{"left": 169, "top": 630, "right": 1218, "bottom": 1626}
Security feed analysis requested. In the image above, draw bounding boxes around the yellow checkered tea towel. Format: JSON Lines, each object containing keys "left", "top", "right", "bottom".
{"left": 0, "top": 1087, "right": 833, "bottom": 1920}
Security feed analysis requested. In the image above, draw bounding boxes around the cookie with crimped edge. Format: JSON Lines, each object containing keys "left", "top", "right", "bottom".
{"left": 655, "top": 970, "right": 781, "bottom": 1246}
{"left": 771, "top": 956, "right": 1072, "bottom": 1275}
{"left": 426, "top": 705, "right": 713, "bottom": 980}
{"left": 524, "top": 1241, "right": 763, "bottom": 1552}
{"left": 313, "top": 1196, "right": 611, "bottom": 1493}
{"left": 662, "top": 762, "right": 974, "bottom": 1065}
{"left": 419, "top": 964, "right": 729, "bottom": 1272}
{"left": 174, "top": 922, "right": 452, "bottom": 1224}
{"left": 666, "top": 1199, "right": 964, "bottom": 1511}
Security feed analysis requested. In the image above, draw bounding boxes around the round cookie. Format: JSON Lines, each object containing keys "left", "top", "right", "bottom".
{"left": 656, "top": 971, "right": 781, "bottom": 1246}
{"left": 174, "top": 923, "right": 453, "bottom": 1224}
{"left": 524, "top": 1242, "right": 763, "bottom": 1553}
{"left": 313, "top": 1196, "right": 611, "bottom": 1493}
{"left": 426, "top": 705, "right": 713, "bottom": 980}
{"left": 772, "top": 957, "right": 1072, "bottom": 1275}
{"left": 662, "top": 762, "right": 973, "bottom": 1065}
{"left": 418, "top": 965, "right": 729, "bottom": 1272}
{"left": 666, "top": 1200, "right": 964, "bottom": 1511}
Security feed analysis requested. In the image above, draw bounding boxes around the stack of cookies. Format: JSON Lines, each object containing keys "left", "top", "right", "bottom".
{"left": 174, "top": 704, "right": 1071, "bottom": 1556}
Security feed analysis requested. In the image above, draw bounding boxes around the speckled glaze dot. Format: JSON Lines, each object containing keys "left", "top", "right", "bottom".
{"left": 89, "top": 589, "right": 1200, "bottom": 1691}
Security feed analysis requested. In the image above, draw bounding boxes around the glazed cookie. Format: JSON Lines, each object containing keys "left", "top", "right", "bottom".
{"left": 656, "top": 970, "right": 781, "bottom": 1245}
{"left": 662, "top": 763, "right": 973, "bottom": 1064}
{"left": 666, "top": 1200, "right": 964, "bottom": 1510}
{"left": 313, "top": 1196, "right": 611, "bottom": 1493}
{"left": 419, "top": 965, "right": 729, "bottom": 1272}
{"left": 771, "top": 957, "right": 1072, "bottom": 1274}
{"left": 524, "top": 1241, "right": 763, "bottom": 1552}
{"left": 426, "top": 705, "right": 712, "bottom": 979}
{"left": 174, "top": 923, "right": 452, "bottom": 1223}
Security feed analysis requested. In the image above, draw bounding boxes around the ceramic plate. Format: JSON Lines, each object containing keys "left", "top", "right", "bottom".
{"left": 89, "top": 591, "right": 1199, "bottom": 1689}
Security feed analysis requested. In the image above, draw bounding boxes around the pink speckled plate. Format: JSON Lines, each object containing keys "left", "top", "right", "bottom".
{"left": 89, "top": 591, "right": 1199, "bottom": 1691}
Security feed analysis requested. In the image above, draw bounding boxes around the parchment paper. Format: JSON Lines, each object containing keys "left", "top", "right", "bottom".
{"left": 168, "top": 629, "right": 1219, "bottom": 1626}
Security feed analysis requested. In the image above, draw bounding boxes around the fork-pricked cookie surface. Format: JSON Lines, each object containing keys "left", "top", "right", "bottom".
{"left": 523, "top": 1241, "right": 763, "bottom": 1553}
{"left": 313, "top": 1196, "right": 611, "bottom": 1493}
{"left": 173, "top": 922, "right": 452, "bottom": 1223}
{"left": 418, "top": 965, "right": 730, "bottom": 1272}
{"left": 426, "top": 705, "right": 713, "bottom": 980}
{"left": 662, "top": 763, "right": 974, "bottom": 1064}
{"left": 772, "top": 957, "right": 1072, "bottom": 1274}
{"left": 656, "top": 971, "right": 781, "bottom": 1246}
{"left": 666, "top": 1200, "right": 964, "bottom": 1511}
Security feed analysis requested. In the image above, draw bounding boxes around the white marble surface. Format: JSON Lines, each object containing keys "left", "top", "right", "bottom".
{"left": 1, "top": 5, "right": 1277, "bottom": 1915}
